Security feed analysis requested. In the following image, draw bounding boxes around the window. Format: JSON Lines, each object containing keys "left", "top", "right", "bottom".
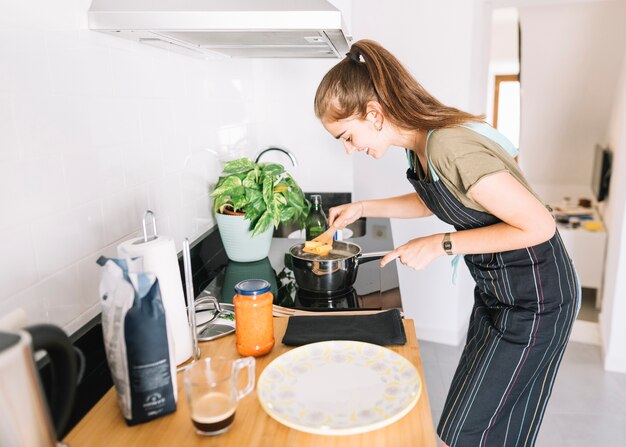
{"left": 493, "top": 74, "right": 520, "bottom": 149}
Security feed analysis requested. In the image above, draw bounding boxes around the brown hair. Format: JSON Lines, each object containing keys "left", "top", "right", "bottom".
{"left": 314, "top": 39, "right": 484, "bottom": 129}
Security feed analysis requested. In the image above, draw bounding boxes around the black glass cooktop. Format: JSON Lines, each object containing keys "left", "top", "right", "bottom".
{"left": 181, "top": 218, "right": 401, "bottom": 312}
{"left": 294, "top": 287, "right": 358, "bottom": 309}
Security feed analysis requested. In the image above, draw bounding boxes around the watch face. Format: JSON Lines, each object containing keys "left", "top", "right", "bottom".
{"left": 443, "top": 241, "right": 452, "bottom": 250}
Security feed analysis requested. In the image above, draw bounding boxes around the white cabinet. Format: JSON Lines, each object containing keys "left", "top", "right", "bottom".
{"left": 556, "top": 211, "right": 607, "bottom": 308}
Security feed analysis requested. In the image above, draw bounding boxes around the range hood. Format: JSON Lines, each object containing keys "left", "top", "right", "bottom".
{"left": 88, "top": 0, "right": 351, "bottom": 59}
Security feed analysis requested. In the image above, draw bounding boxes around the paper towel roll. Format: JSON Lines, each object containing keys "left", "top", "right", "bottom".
{"left": 118, "top": 236, "right": 192, "bottom": 366}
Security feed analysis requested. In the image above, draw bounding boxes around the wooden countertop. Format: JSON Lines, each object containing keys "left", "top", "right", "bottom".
{"left": 65, "top": 318, "right": 436, "bottom": 447}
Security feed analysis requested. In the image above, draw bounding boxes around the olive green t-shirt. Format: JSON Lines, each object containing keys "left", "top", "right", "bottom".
{"left": 408, "top": 126, "right": 541, "bottom": 213}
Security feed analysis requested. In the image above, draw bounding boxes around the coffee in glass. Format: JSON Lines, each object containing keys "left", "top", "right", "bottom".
{"left": 191, "top": 392, "right": 236, "bottom": 434}
{"left": 184, "top": 356, "right": 255, "bottom": 436}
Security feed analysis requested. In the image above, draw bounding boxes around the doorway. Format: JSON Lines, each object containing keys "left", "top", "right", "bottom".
{"left": 486, "top": 7, "right": 520, "bottom": 148}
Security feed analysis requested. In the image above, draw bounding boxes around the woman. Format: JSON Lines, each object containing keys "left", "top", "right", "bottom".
{"left": 315, "top": 39, "right": 580, "bottom": 447}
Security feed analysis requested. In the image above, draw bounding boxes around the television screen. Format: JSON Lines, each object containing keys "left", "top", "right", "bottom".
{"left": 591, "top": 145, "right": 612, "bottom": 202}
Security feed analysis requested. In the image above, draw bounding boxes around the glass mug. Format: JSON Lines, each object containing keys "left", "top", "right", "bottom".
{"left": 183, "top": 356, "right": 255, "bottom": 436}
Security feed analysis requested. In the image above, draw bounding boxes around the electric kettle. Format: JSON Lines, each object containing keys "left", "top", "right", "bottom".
{"left": 0, "top": 324, "right": 77, "bottom": 446}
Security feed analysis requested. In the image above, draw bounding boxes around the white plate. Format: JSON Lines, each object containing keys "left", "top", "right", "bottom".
{"left": 257, "top": 340, "right": 421, "bottom": 436}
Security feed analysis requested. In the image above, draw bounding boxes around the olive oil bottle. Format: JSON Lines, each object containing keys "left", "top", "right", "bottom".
{"left": 305, "top": 195, "right": 327, "bottom": 241}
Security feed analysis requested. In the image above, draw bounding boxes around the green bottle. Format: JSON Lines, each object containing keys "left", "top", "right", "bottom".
{"left": 305, "top": 195, "right": 327, "bottom": 241}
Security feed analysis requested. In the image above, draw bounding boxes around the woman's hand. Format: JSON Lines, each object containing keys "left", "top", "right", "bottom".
{"left": 380, "top": 234, "right": 445, "bottom": 270}
{"left": 328, "top": 202, "right": 364, "bottom": 229}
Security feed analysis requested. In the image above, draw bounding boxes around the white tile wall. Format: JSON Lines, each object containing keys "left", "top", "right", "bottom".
{"left": 0, "top": 225, "right": 38, "bottom": 300}
{"left": 253, "top": 59, "right": 354, "bottom": 193}
{"left": 0, "top": 5, "right": 261, "bottom": 334}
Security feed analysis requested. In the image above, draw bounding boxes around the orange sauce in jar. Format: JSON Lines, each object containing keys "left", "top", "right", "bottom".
{"left": 233, "top": 279, "right": 274, "bottom": 357}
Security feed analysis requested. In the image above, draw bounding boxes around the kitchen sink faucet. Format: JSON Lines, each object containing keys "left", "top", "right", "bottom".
{"left": 254, "top": 147, "right": 298, "bottom": 167}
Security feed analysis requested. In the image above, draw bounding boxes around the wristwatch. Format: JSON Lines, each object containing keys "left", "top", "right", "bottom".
{"left": 442, "top": 233, "right": 453, "bottom": 255}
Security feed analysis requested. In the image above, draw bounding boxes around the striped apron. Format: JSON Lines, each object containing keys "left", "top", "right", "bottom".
{"left": 406, "top": 126, "right": 580, "bottom": 447}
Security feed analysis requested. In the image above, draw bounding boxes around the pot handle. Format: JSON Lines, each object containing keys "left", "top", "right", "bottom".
{"left": 357, "top": 251, "right": 391, "bottom": 265}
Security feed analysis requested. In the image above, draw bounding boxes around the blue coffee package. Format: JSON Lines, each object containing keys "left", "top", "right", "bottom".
{"left": 97, "top": 256, "right": 177, "bottom": 425}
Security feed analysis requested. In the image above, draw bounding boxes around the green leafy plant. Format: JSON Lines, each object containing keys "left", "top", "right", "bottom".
{"left": 211, "top": 157, "right": 310, "bottom": 236}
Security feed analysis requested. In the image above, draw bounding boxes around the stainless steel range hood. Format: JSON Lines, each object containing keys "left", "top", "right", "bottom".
{"left": 88, "top": 0, "right": 351, "bottom": 59}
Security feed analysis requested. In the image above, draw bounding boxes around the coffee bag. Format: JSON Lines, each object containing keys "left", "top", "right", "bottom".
{"left": 97, "top": 256, "right": 177, "bottom": 425}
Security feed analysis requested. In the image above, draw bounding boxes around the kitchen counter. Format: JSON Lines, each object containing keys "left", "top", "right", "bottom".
{"left": 64, "top": 318, "right": 437, "bottom": 446}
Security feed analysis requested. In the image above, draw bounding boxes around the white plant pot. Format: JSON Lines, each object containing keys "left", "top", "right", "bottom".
{"left": 215, "top": 212, "right": 274, "bottom": 262}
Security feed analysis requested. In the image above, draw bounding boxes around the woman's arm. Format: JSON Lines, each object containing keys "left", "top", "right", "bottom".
{"left": 453, "top": 170, "right": 556, "bottom": 253}
{"left": 380, "top": 172, "right": 555, "bottom": 269}
{"left": 328, "top": 193, "right": 432, "bottom": 229}
{"left": 362, "top": 193, "right": 433, "bottom": 219}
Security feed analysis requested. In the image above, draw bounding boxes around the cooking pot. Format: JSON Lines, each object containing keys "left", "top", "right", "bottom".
{"left": 0, "top": 324, "right": 77, "bottom": 446}
{"left": 289, "top": 241, "right": 389, "bottom": 293}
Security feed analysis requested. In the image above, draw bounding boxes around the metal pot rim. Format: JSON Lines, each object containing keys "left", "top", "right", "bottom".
{"left": 289, "top": 240, "right": 362, "bottom": 262}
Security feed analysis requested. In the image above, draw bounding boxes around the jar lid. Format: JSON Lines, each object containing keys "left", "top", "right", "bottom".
{"left": 235, "top": 279, "right": 271, "bottom": 296}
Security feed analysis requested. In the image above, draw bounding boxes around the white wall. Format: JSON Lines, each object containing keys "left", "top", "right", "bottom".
{"left": 507, "top": 0, "right": 626, "bottom": 372}
{"left": 486, "top": 8, "right": 519, "bottom": 126}
{"left": 0, "top": 0, "right": 359, "bottom": 336}
{"left": 601, "top": 44, "right": 626, "bottom": 372}
{"left": 517, "top": 1, "right": 626, "bottom": 192}
{"left": 253, "top": 58, "right": 354, "bottom": 192}
{"left": 490, "top": 8, "right": 519, "bottom": 73}
{"left": 0, "top": 2, "right": 265, "bottom": 334}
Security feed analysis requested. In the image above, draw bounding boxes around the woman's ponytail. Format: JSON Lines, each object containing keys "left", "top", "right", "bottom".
{"left": 314, "top": 39, "right": 483, "bottom": 129}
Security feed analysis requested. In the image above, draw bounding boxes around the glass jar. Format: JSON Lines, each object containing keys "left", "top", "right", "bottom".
{"left": 233, "top": 279, "right": 274, "bottom": 357}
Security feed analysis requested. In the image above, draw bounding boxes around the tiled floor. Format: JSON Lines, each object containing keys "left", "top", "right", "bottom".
{"left": 419, "top": 338, "right": 626, "bottom": 446}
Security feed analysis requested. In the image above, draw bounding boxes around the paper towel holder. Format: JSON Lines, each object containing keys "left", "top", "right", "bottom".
{"left": 133, "top": 210, "right": 158, "bottom": 245}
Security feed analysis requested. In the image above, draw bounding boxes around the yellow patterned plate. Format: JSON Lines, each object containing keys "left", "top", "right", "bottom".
{"left": 257, "top": 340, "right": 421, "bottom": 436}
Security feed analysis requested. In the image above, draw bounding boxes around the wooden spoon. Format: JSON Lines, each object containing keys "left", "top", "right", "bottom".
{"left": 302, "top": 225, "right": 336, "bottom": 256}
{"left": 311, "top": 225, "right": 336, "bottom": 246}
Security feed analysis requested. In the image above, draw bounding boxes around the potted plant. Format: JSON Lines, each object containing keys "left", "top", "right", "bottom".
{"left": 211, "top": 157, "right": 309, "bottom": 262}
